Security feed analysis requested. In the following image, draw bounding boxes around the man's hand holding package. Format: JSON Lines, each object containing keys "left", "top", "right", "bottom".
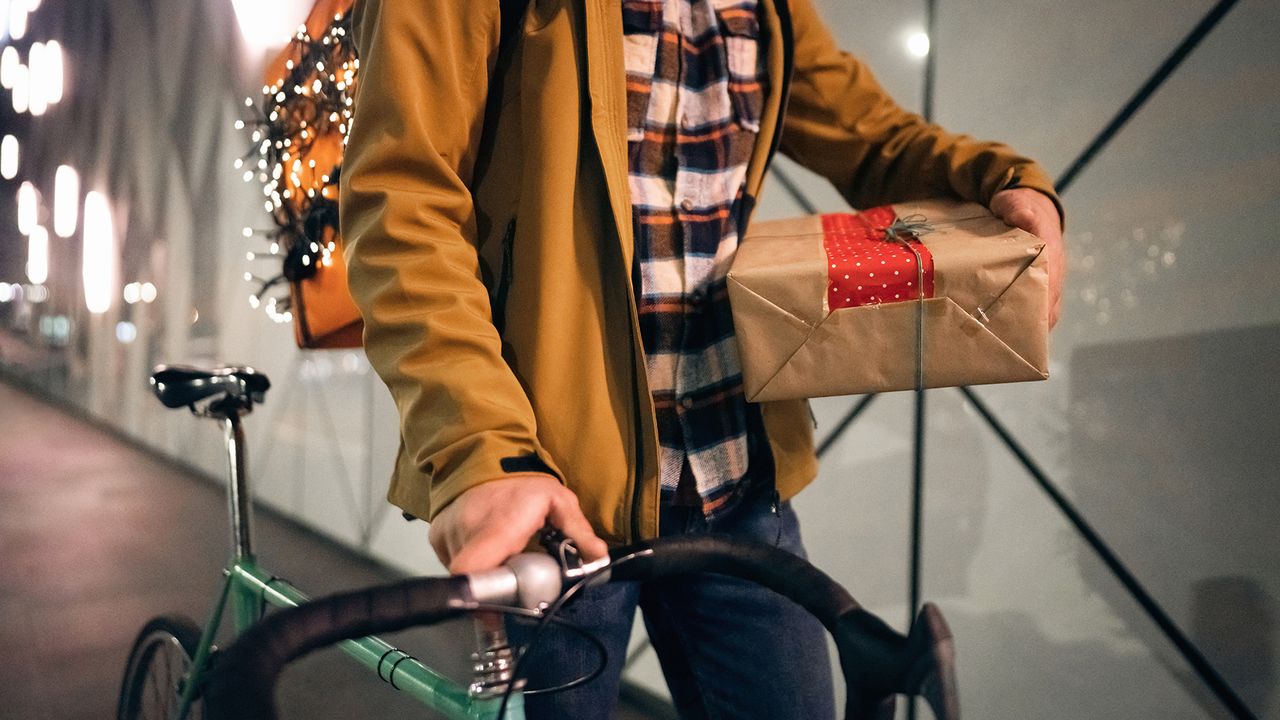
{"left": 990, "top": 188, "right": 1064, "bottom": 329}
{"left": 428, "top": 474, "right": 609, "bottom": 574}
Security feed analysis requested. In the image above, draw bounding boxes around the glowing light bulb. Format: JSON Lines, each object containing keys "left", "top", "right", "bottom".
{"left": 0, "top": 46, "right": 18, "bottom": 89}
{"left": 26, "top": 42, "right": 46, "bottom": 115}
{"left": 906, "top": 32, "right": 930, "bottom": 59}
{"left": 11, "top": 62, "right": 28, "bottom": 113}
{"left": 16, "top": 181, "right": 37, "bottom": 235}
{"left": 9, "top": 0, "right": 28, "bottom": 40}
{"left": 83, "top": 191, "right": 117, "bottom": 314}
{"left": 53, "top": 165, "right": 79, "bottom": 237}
{"left": 0, "top": 135, "right": 17, "bottom": 179}
{"left": 43, "top": 40, "right": 63, "bottom": 103}
{"left": 26, "top": 224, "right": 48, "bottom": 285}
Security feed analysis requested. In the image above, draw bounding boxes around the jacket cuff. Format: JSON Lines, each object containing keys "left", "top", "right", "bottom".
{"left": 994, "top": 164, "right": 1065, "bottom": 231}
{"left": 388, "top": 436, "right": 564, "bottom": 523}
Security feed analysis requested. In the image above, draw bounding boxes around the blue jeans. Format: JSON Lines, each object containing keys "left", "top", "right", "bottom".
{"left": 510, "top": 486, "right": 836, "bottom": 719}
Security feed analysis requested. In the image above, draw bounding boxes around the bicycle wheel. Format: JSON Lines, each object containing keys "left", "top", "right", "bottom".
{"left": 117, "top": 615, "right": 206, "bottom": 720}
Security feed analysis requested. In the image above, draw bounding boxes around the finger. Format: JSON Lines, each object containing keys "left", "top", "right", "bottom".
{"left": 1003, "top": 206, "right": 1039, "bottom": 234}
{"left": 547, "top": 492, "right": 609, "bottom": 561}
{"left": 448, "top": 529, "right": 528, "bottom": 575}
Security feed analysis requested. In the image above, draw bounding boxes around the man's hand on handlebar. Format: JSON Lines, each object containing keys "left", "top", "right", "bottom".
{"left": 428, "top": 474, "right": 609, "bottom": 575}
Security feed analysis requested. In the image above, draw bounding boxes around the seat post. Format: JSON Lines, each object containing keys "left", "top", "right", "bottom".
{"left": 223, "top": 412, "right": 255, "bottom": 561}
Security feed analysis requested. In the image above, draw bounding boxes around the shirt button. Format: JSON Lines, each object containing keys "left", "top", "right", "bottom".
{"left": 680, "top": 198, "right": 695, "bottom": 212}
{"left": 690, "top": 288, "right": 707, "bottom": 306}
{"left": 680, "top": 397, "right": 695, "bottom": 410}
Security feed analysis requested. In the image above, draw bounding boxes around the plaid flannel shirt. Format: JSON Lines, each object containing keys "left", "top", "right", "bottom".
{"left": 624, "top": 0, "right": 770, "bottom": 518}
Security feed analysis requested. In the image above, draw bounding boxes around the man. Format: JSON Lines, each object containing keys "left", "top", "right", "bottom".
{"left": 341, "top": 0, "right": 1064, "bottom": 717}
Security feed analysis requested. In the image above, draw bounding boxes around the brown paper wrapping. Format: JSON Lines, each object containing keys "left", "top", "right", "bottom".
{"left": 728, "top": 199, "right": 1049, "bottom": 401}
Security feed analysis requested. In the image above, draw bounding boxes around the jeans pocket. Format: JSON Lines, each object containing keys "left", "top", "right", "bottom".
{"left": 767, "top": 490, "right": 784, "bottom": 547}
{"left": 773, "top": 499, "right": 809, "bottom": 559}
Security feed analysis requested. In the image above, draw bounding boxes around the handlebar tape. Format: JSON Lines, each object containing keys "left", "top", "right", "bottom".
{"left": 608, "top": 535, "right": 956, "bottom": 720}
{"left": 608, "top": 534, "right": 862, "bottom": 626}
{"left": 203, "top": 575, "right": 474, "bottom": 720}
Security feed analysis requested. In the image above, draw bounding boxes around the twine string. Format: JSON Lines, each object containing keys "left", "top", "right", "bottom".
{"left": 876, "top": 215, "right": 934, "bottom": 391}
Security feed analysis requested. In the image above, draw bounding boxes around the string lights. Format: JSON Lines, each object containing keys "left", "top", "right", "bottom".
{"left": 237, "top": 10, "right": 356, "bottom": 324}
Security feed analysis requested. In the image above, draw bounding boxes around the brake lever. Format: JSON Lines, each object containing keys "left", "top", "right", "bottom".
{"left": 538, "top": 525, "right": 611, "bottom": 583}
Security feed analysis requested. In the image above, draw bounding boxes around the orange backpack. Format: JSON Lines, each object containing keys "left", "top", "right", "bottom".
{"left": 242, "top": 0, "right": 361, "bottom": 349}
{"left": 243, "top": 0, "right": 530, "bottom": 350}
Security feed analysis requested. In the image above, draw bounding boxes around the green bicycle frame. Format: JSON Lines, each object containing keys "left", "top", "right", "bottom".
{"left": 173, "top": 554, "right": 524, "bottom": 720}
{"left": 168, "top": 411, "right": 524, "bottom": 720}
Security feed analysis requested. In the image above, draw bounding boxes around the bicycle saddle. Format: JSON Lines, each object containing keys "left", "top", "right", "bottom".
{"left": 150, "top": 365, "right": 271, "bottom": 411}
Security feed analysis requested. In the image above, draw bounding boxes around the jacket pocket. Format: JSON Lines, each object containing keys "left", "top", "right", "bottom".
{"left": 713, "top": 2, "right": 764, "bottom": 133}
{"left": 622, "top": 0, "right": 663, "bottom": 141}
{"left": 491, "top": 218, "right": 516, "bottom": 336}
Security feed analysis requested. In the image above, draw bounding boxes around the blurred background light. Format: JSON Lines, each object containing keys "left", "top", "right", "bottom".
{"left": 83, "top": 190, "right": 116, "bottom": 314}
{"left": 44, "top": 39, "right": 62, "bottom": 103}
{"left": 51, "top": 315, "right": 69, "bottom": 343}
{"left": 140, "top": 281, "right": 157, "bottom": 303}
{"left": 26, "top": 40, "right": 45, "bottom": 115}
{"left": 115, "top": 321, "right": 137, "bottom": 343}
{"left": 906, "top": 31, "right": 930, "bottom": 59}
{"left": 0, "top": 45, "right": 17, "bottom": 88}
{"left": 0, "top": 134, "right": 16, "bottom": 179}
{"left": 25, "top": 283, "right": 47, "bottom": 303}
{"left": 229, "top": 0, "right": 311, "bottom": 55}
{"left": 122, "top": 281, "right": 140, "bottom": 304}
{"left": 7, "top": 0, "right": 26, "bottom": 41}
{"left": 53, "top": 165, "right": 79, "bottom": 237}
{"left": 26, "top": 224, "right": 47, "bottom": 285}
{"left": 37, "top": 311, "right": 70, "bottom": 340}
{"left": 0, "top": 282, "right": 14, "bottom": 303}
{"left": 10, "top": 60, "right": 26, "bottom": 112}
{"left": 38, "top": 314, "right": 70, "bottom": 343}
{"left": 16, "top": 180, "right": 37, "bottom": 235}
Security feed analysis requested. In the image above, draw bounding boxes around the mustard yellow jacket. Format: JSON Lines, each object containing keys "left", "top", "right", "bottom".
{"left": 341, "top": 0, "right": 1059, "bottom": 544}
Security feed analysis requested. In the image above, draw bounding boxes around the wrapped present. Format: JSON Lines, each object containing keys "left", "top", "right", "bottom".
{"left": 727, "top": 199, "right": 1049, "bottom": 401}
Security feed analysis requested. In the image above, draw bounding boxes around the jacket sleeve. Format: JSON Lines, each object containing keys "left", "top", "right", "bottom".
{"left": 779, "top": 0, "right": 1063, "bottom": 219}
{"left": 341, "top": 0, "right": 559, "bottom": 521}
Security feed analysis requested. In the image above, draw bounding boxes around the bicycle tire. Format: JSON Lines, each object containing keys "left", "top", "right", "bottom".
{"left": 117, "top": 615, "right": 207, "bottom": 720}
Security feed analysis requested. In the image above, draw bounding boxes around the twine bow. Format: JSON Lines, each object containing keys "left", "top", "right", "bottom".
{"left": 877, "top": 214, "right": 935, "bottom": 243}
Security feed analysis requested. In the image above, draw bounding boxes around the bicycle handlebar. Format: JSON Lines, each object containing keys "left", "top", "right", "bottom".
{"left": 203, "top": 535, "right": 959, "bottom": 720}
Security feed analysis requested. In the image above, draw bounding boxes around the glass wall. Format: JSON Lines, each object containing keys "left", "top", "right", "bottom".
{"left": 766, "top": 1, "right": 1280, "bottom": 717}
{"left": 0, "top": 0, "right": 1275, "bottom": 717}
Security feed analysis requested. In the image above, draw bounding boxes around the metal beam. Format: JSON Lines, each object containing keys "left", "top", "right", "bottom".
{"left": 959, "top": 386, "right": 1258, "bottom": 720}
{"left": 1055, "top": 0, "right": 1242, "bottom": 193}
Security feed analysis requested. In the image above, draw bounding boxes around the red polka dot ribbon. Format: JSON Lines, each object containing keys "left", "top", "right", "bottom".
{"left": 822, "top": 207, "right": 935, "bottom": 313}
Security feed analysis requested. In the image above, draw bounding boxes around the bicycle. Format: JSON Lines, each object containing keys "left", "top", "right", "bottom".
{"left": 118, "top": 364, "right": 961, "bottom": 720}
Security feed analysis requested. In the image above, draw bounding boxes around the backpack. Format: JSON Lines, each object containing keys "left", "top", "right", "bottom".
{"left": 243, "top": 0, "right": 530, "bottom": 349}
